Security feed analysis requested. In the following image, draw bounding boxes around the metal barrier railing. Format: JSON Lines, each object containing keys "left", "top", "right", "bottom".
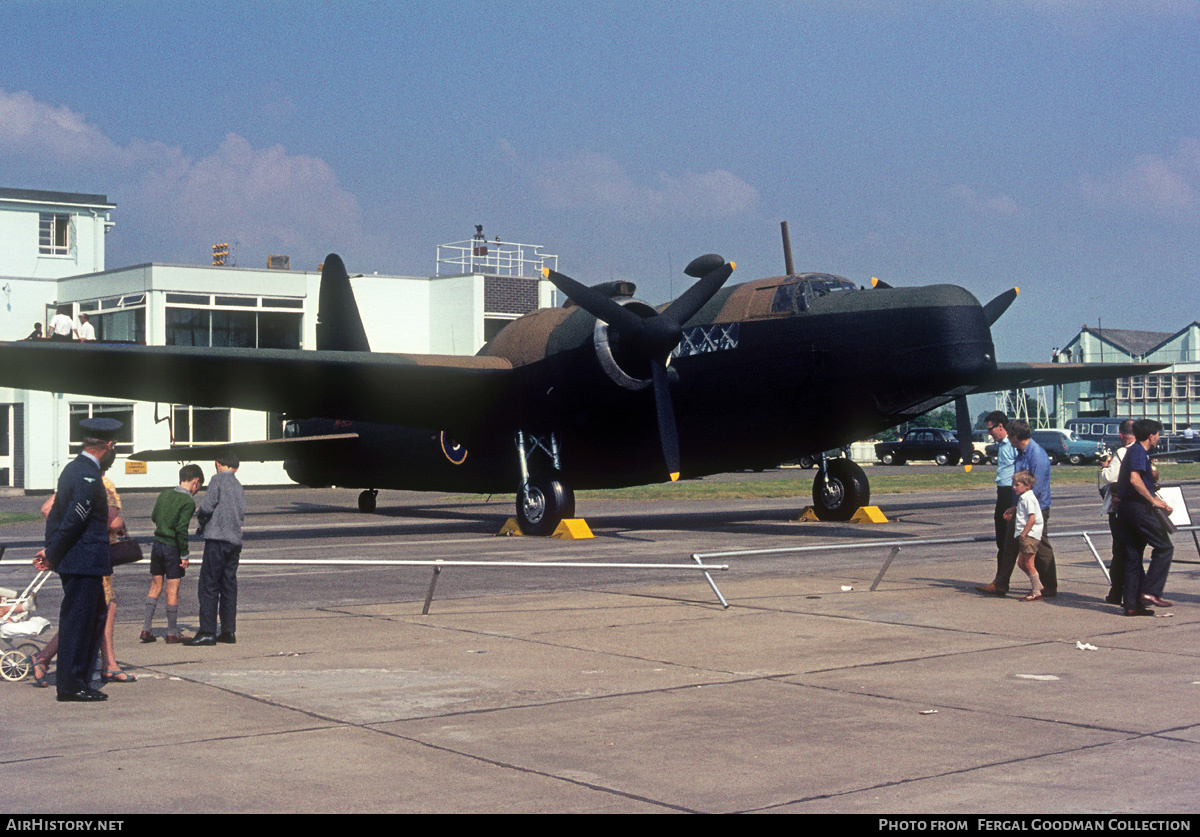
{"left": 692, "top": 525, "right": 1200, "bottom": 593}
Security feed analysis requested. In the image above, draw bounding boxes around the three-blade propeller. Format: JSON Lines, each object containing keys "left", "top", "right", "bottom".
{"left": 543, "top": 255, "right": 735, "bottom": 481}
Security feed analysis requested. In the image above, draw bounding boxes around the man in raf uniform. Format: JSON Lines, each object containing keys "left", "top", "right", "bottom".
{"left": 34, "top": 417, "right": 121, "bottom": 702}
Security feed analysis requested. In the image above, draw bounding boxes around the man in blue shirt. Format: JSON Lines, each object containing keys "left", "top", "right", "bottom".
{"left": 976, "top": 412, "right": 1017, "bottom": 596}
{"left": 977, "top": 419, "right": 1057, "bottom": 597}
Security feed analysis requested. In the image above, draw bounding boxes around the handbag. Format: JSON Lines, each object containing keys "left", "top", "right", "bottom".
{"left": 110, "top": 538, "right": 144, "bottom": 566}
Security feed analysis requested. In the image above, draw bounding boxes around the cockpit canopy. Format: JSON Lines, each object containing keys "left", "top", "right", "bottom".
{"left": 770, "top": 274, "right": 858, "bottom": 315}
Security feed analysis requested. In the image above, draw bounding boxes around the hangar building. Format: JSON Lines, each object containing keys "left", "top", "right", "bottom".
{"left": 1052, "top": 323, "right": 1200, "bottom": 434}
{"left": 0, "top": 187, "right": 555, "bottom": 490}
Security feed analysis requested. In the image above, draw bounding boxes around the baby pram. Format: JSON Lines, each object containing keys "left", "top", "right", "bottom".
{"left": 1, "top": 571, "right": 54, "bottom": 681}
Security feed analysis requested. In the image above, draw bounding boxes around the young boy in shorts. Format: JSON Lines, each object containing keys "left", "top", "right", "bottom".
{"left": 141, "top": 464, "right": 204, "bottom": 642}
{"left": 1013, "top": 469, "right": 1045, "bottom": 602}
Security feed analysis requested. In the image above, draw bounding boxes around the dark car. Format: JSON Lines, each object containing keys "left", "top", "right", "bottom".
{"left": 984, "top": 428, "right": 1106, "bottom": 466}
{"left": 875, "top": 427, "right": 961, "bottom": 466}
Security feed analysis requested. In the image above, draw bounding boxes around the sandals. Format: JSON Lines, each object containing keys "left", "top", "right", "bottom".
{"left": 101, "top": 669, "right": 136, "bottom": 684}
{"left": 30, "top": 658, "right": 48, "bottom": 688}
{"left": 1020, "top": 593, "right": 1043, "bottom": 602}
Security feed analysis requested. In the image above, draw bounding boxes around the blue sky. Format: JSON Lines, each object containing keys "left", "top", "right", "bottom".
{"left": 1, "top": 0, "right": 1197, "bottom": 366}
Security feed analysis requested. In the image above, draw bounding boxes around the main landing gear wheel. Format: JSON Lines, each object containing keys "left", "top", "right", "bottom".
{"left": 357, "top": 489, "right": 378, "bottom": 513}
{"left": 812, "top": 459, "right": 870, "bottom": 522}
{"left": 516, "top": 475, "right": 575, "bottom": 537}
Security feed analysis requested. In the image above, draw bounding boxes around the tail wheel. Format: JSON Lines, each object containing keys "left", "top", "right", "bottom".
{"left": 812, "top": 459, "right": 870, "bottom": 521}
{"left": 358, "top": 489, "right": 378, "bottom": 513}
{"left": 517, "top": 476, "right": 575, "bottom": 537}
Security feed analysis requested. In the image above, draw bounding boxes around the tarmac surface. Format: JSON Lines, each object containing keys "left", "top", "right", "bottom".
{"left": 2, "top": 468, "right": 1199, "bottom": 814}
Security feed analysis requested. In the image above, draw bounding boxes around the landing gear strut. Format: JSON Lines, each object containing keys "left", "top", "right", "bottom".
{"left": 358, "top": 489, "right": 378, "bottom": 513}
{"left": 812, "top": 458, "right": 869, "bottom": 521}
{"left": 514, "top": 431, "right": 575, "bottom": 536}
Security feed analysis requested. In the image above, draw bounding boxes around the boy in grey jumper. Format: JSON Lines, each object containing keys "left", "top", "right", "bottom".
{"left": 184, "top": 452, "right": 245, "bottom": 646}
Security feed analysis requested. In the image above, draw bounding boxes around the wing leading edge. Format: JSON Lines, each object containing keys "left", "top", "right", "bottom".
{"left": 966, "top": 361, "right": 1167, "bottom": 394}
{"left": 0, "top": 341, "right": 514, "bottom": 437}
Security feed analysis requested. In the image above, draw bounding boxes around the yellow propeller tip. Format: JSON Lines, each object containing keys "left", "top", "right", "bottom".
{"left": 541, "top": 267, "right": 550, "bottom": 279}
{"left": 871, "top": 277, "right": 880, "bottom": 287}
{"left": 670, "top": 472, "right": 680, "bottom": 482}
{"left": 728, "top": 261, "right": 736, "bottom": 271}
{"left": 1014, "top": 287, "right": 1019, "bottom": 295}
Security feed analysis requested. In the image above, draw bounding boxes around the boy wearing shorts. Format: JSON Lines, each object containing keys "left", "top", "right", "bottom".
{"left": 1013, "top": 469, "right": 1045, "bottom": 602}
{"left": 141, "top": 464, "right": 203, "bottom": 642}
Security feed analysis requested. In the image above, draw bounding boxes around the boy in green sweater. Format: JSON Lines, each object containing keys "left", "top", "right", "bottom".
{"left": 141, "top": 464, "right": 204, "bottom": 643}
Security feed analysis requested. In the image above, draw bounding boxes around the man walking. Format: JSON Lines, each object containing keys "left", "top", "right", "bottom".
{"left": 34, "top": 417, "right": 121, "bottom": 701}
{"left": 184, "top": 452, "right": 245, "bottom": 646}
{"left": 976, "top": 411, "right": 1015, "bottom": 595}
{"left": 1117, "top": 419, "right": 1174, "bottom": 616}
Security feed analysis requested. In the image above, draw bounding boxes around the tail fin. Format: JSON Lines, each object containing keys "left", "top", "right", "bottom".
{"left": 316, "top": 254, "right": 371, "bottom": 352}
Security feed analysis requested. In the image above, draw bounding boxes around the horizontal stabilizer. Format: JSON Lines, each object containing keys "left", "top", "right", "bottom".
{"left": 131, "top": 433, "right": 359, "bottom": 463}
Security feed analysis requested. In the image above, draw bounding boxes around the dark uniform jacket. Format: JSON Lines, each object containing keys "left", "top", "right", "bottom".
{"left": 44, "top": 453, "right": 112, "bottom": 576}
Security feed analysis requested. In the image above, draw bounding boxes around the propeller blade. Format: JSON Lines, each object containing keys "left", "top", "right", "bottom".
{"left": 543, "top": 269, "right": 646, "bottom": 333}
{"left": 684, "top": 253, "right": 725, "bottom": 278}
{"left": 651, "top": 362, "right": 680, "bottom": 481}
{"left": 661, "top": 261, "right": 735, "bottom": 328}
{"left": 871, "top": 277, "right": 893, "bottom": 289}
{"left": 955, "top": 395, "right": 974, "bottom": 473}
{"left": 983, "top": 288, "right": 1019, "bottom": 326}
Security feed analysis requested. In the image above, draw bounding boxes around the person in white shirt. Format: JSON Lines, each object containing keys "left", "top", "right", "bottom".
{"left": 1012, "top": 470, "right": 1045, "bottom": 601}
{"left": 1098, "top": 419, "right": 1135, "bottom": 605}
{"left": 48, "top": 305, "right": 75, "bottom": 342}
{"left": 77, "top": 313, "right": 95, "bottom": 341}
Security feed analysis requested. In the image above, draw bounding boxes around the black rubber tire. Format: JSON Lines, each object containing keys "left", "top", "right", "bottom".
{"left": 1068, "top": 454, "right": 1084, "bottom": 466}
{"left": 970, "top": 451, "right": 985, "bottom": 465}
{"left": 935, "top": 452, "right": 952, "bottom": 466}
{"left": 357, "top": 490, "right": 377, "bottom": 513}
{"left": 516, "top": 476, "right": 575, "bottom": 537}
{"left": 880, "top": 452, "right": 896, "bottom": 466}
{"left": 812, "top": 459, "right": 870, "bottom": 522}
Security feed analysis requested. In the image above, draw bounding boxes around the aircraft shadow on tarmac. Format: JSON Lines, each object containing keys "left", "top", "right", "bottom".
{"left": 257, "top": 498, "right": 955, "bottom": 542}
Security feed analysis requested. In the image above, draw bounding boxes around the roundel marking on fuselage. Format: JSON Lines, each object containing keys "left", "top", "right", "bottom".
{"left": 440, "top": 431, "right": 468, "bottom": 465}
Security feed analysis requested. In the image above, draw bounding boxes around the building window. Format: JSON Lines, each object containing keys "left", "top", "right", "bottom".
{"left": 69, "top": 403, "right": 134, "bottom": 455}
{"left": 172, "top": 406, "right": 231, "bottom": 444}
{"left": 165, "top": 297, "right": 302, "bottom": 349}
{"left": 39, "top": 213, "right": 71, "bottom": 256}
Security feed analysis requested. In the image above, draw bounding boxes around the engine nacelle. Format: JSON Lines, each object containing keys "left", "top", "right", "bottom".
{"left": 592, "top": 298, "right": 667, "bottom": 391}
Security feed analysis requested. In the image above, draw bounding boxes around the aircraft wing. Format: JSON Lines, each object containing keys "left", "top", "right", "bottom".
{"left": 966, "top": 361, "right": 1167, "bottom": 393}
{"left": 131, "top": 433, "right": 360, "bottom": 462}
{"left": 0, "top": 341, "right": 514, "bottom": 437}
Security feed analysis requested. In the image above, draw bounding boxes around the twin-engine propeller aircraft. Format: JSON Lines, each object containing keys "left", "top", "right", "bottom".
{"left": 0, "top": 231, "right": 1161, "bottom": 535}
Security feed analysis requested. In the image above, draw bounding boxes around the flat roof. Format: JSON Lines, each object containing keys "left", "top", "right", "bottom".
{"left": 0, "top": 186, "right": 114, "bottom": 208}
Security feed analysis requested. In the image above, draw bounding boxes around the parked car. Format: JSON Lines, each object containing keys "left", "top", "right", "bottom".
{"left": 985, "top": 428, "right": 1106, "bottom": 465}
{"left": 875, "top": 427, "right": 961, "bottom": 466}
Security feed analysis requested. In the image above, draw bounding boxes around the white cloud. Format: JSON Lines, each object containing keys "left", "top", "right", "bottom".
{"left": 0, "top": 89, "right": 366, "bottom": 265}
{"left": 501, "top": 141, "right": 759, "bottom": 220}
{"left": 1080, "top": 138, "right": 1200, "bottom": 217}
{"left": 949, "top": 183, "right": 1022, "bottom": 217}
